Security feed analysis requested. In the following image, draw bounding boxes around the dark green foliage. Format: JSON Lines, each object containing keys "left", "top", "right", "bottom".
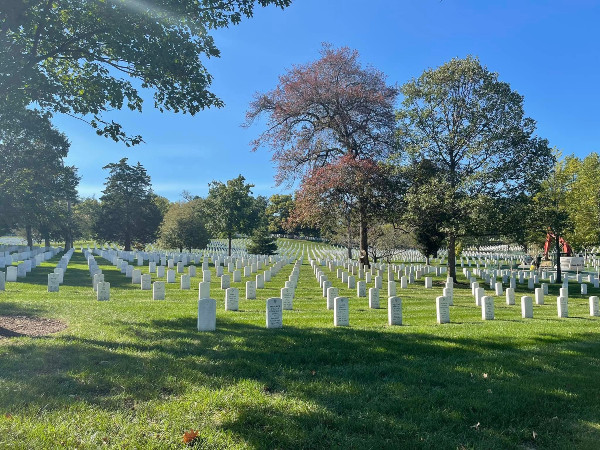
{"left": 0, "top": 0, "right": 292, "bottom": 145}
{"left": 247, "top": 225, "right": 278, "bottom": 255}
{"left": 95, "top": 158, "right": 162, "bottom": 250}
{"left": 158, "top": 199, "right": 210, "bottom": 252}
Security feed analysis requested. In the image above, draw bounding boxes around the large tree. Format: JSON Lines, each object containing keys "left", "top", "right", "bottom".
{"left": 158, "top": 199, "right": 210, "bottom": 252}
{"left": 95, "top": 158, "right": 162, "bottom": 250}
{"left": 246, "top": 45, "right": 399, "bottom": 266}
{"left": 397, "top": 56, "right": 553, "bottom": 281}
{"left": 205, "top": 175, "right": 262, "bottom": 256}
{"left": 266, "top": 194, "right": 295, "bottom": 235}
{"left": 0, "top": 0, "right": 291, "bottom": 145}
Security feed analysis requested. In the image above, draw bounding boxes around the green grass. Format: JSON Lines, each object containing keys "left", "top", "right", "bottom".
{"left": 1, "top": 243, "right": 599, "bottom": 449}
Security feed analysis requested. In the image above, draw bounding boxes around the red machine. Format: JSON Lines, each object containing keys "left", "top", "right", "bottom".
{"left": 543, "top": 232, "right": 572, "bottom": 259}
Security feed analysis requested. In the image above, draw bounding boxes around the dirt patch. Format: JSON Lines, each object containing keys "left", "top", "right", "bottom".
{"left": 0, "top": 315, "right": 67, "bottom": 339}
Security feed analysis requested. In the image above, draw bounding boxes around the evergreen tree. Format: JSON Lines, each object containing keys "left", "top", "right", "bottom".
{"left": 247, "top": 225, "right": 278, "bottom": 255}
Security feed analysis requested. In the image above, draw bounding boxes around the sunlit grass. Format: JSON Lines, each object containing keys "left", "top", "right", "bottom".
{"left": 0, "top": 242, "right": 599, "bottom": 449}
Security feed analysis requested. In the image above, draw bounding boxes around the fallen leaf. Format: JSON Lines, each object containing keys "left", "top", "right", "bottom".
{"left": 487, "top": 389, "right": 492, "bottom": 394}
{"left": 4, "top": 414, "right": 12, "bottom": 420}
{"left": 182, "top": 429, "right": 199, "bottom": 445}
{"left": 533, "top": 431, "right": 538, "bottom": 439}
{"left": 483, "top": 373, "right": 488, "bottom": 379}
{"left": 471, "top": 422, "right": 480, "bottom": 430}
{"left": 311, "top": 370, "right": 316, "bottom": 376}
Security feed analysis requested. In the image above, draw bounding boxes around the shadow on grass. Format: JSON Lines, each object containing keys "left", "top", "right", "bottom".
{"left": 0, "top": 314, "right": 599, "bottom": 448}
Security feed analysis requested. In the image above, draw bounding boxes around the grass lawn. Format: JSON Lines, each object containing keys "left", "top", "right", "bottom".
{"left": 1, "top": 243, "right": 599, "bottom": 449}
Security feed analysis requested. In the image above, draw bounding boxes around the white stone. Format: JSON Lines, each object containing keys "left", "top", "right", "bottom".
{"left": 53, "top": 268, "right": 64, "bottom": 284}
{"left": 166, "top": 269, "right": 175, "bottom": 283}
{"left": 97, "top": 281, "right": 110, "bottom": 301}
{"left": 132, "top": 269, "right": 141, "bottom": 284}
{"left": 180, "top": 274, "right": 191, "bottom": 290}
{"left": 535, "top": 287, "right": 544, "bottom": 305}
{"left": 347, "top": 275, "right": 356, "bottom": 289}
{"left": 47, "top": 273, "right": 59, "bottom": 292}
{"left": 368, "top": 288, "right": 380, "bottom": 309}
{"left": 495, "top": 282, "right": 503, "bottom": 296}
{"left": 216, "top": 265, "right": 223, "bottom": 277}
{"left": 157, "top": 266, "right": 165, "bottom": 277}
{"left": 557, "top": 296, "right": 568, "bottom": 318}
{"left": 388, "top": 281, "right": 396, "bottom": 297}
{"left": 177, "top": 262, "right": 184, "bottom": 273}
{"left": 334, "top": 297, "right": 349, "bottom": 326}
{"left": 542, "top": 282, "right": 548, "bottom": 295}
{"left": 221, "top": 274, "right": 230, "bottom": 289}
{"left": 93, "top": 273, "right": 104, "bottom": 291}
{"left": 197, "top": 298, "right": 217, "bottom": 331}
{"left": 198, "top": 281, "right": 210, "bottom": 299}
{"left": 168, "top": 259, "right": 174, "bottom": 269}
{"left": 475, "top": 287, "right": 484, "bottom": 306}
{"left": 388, "top": 296, "right": 402, "bottom": 325}
{"left": 482, "top": 296, "right": 494, "bottom": 320}
{"left": 559, "top": 287, "right": 568, "bottom": 299}
{"left": 521, "top": 296, "right": 533, "bottom": 318}
{"left": 17, "top": 263, "right": 26, "bottom": 278}
{"left": 506, "top": 287, "right": 515, "bottom": 305}
{"left": 0, "top": 271, "right": 4, "bottom": 291}
{"left": 528, "top": 277, "right": 534, "bottom": 290}
{"left": 153, "top": 281, "right": 166, "bottom": 300}
{"left": 141, "top": 274, "right": 151, "bottom": 290}
{"left": 374, "top": 276, "right": 382, "bottom": 289}
{"left": 327, "top": 287, "right": 338, "bottom": 310}
{"left": 436, "top": 296, "right": 450, "bottom": 324}
{"left": 266, "top": 297, "right": 283, "bottom": 328}
{"left": 443, "top": 287, "right": 453, "bottom": 306}
{"left": 281, "top": 287, "right": 294, "bottom": 310}
{"left": 225, "top": 287, "right": 239, "bottom": 311}
{"left": 581, "top": 283, "right": 588, "bottom": 295}
{"left": 203, "top": 270, "right": 211, "bottom": 282}
{"left": 589, "top": 296, "right": 599, "bottom": 316}
{"left": 322, "top": 280, "right": 332, "bottom": 297}
{"left": 256, "top": 274, "right": 264, "bottom": 289}
{"left": 189, "top": 265, "right": 196, "bottom": 277}
{"left": 424, "top": 277, "right": 432, "bottom": 289}
{"left": 246, "top": 281, "right": 256, "bottom": 299}
{"left": 244, "top": 266, "right": 251, "bottom": 277}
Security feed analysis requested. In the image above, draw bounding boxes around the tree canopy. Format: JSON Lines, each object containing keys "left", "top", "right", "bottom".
{"left": 0, "top": 0, "right": 291, "bottom": 145}
{"left": 397, "top": 56, "right": 553, "bottom": 280}
{"left": 158, "top": 199, "right": 210, "bottom": 252}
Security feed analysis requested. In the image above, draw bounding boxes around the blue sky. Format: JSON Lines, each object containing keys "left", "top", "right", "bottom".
{"left": 57, "top": 0, "right": 600, "bottom": 202}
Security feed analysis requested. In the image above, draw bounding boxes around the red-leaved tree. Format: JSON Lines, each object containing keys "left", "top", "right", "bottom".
{"left": 245, "top": 45, "right": 398, "bottom": 266}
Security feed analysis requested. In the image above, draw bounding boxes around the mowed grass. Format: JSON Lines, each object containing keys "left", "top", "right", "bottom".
{"left": 1, "top": 244, "right": 599, "bottom": 449}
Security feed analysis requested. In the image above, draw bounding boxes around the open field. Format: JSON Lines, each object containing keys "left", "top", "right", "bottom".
{"left": 1, "top": 242, "right": 599, "bottom": 449}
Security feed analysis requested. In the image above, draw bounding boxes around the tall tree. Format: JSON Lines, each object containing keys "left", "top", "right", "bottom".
{"left": 205, "top": 175, "right": 261, "bottom": 256}
{"left": 397, "top": 56, "right": 553, "bottom": 281}
{"left": 246, "top": 45, "right": 399, "bottom": 266}
{"left": 0, "top": 0, "right": 292, "bottom": 145}
{"left": 266, "top": 194, "right": 295, "bottom": 234}
{"left": 158, "top": 199, "right": 210, "bottom": 252}
{"left": 95, "top": 158, "right": 162, "bottom": 250}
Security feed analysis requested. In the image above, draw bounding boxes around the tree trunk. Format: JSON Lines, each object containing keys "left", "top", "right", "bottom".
{"left": 26, "top": 224, "right": 33, "bottom": 248}
{"left": 346, "top": 219, "right": 352, "bottom": 260}
{"left": 124, "top": 233, "right": 131, "bottom": 251}
{"left": 228, "top": 232, "right": 232, "bottom": 256}
{"left": 359, "top": 208, "right": 369, "bottom": 268}
{"left": 64, "top": 200, "right": 72, "bottom": 251}
{"left": 556, "top": 233, "right": 562, "bottom": 283}
{"left": 448, "top": 233, "right": 457, "bottom": 282}
{"left": 44, "top": 234, "right": 50, "bottom": 248}
{"left": 426, "top": 255, "right": 430, "bottom": 265}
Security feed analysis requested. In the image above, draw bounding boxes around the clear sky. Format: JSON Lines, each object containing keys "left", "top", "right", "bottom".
{"left": 57, "top": 0, "right": 600, "bottom": 202}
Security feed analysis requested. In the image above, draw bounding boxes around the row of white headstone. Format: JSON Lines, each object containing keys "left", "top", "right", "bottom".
{"left": 0, "top": 247, "right": 63, "bottom": 291}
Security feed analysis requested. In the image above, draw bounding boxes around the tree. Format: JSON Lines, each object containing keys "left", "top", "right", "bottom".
{"left": 247, "top": 225, "right": 278, "bottom": 255}
{"left": 246, "top": 45, "right": 399, "bottom": 266}
{"left": 266, "top": 194, "right": 295, "bottom": 234}
{"left": 73, "top": 197, "right": 101, "bottom": 241}
{"left": 158, "top": 199, "right": 210, "bottom": 252}
{"left": 205, "top": 175, "right": 260, "bottom": 256}
{"left": 532, "top": 156, "right": 573, "bottom": 283}
{"left": 0, "top": 0, "right": 292, "bottom": 145}
{"left": 95, "top": 158, "right": 162, "bottom": 250}
{"left": 0, "top": 108, "right": 79, "bottom": 247}
{"left": 397, "top": 56, "right": 553, "bottom": 281}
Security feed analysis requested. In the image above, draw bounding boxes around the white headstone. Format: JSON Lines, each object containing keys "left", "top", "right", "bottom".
{"left": 0, "top": 271, "right": 4, "bottom": 291}
{"left": 322, "top": 280, "right": 332, "bottom": 297}
{"left": 221, "top": 274, "right": 230, "bottom": 290}
{"left": 47, "top": 273, "right": 59, "bottom": 292}
{"left": 534, "top": 287, "right": 544, "bottom": 305}
{"left": 369, "top": 288, "right": 380, "bottom": 309}
{"left": 281, "top": 287, "right": 294, "bottom": 310}
{"left": 356, "top": 281, "right": 366, "bottom": 297}
{"left": 266, "top": 297, "right": 283, "bottom": 328}
{"left": 387, "top": 281, "right": 396, "bottom": 297}
{"left": 141, "top": 273, "right": 151, "bottom": 290}
{"left": 132, "top": 269, "right": 141, "bottom": 284}
{"left": 557, "top": 296, "right": 568, "bottom": 318}
{"left": 495, "top": 282, "right": 503, "bottom": 296}
{"left": 189, "top": 265, "right": 196, "bottom": 277}
{"left": 157, "top": 266, "right": 165, "bottom": 278}
{"left": 388, "top": 296, "right": 402, "bottom": 326}
{"left": 347, "top": 275, "right": 356, "bottom": 289}
{"left": 521, "top": 295, "right": 533, "bottom": 318}
{"left": 153, "top": 281, "right": 165, "bottom": 300}
{"left": 589, "top": 296, "right": 599, "bottom": 317}
{"left": 436, "top": 296, "right": 450, "bottom": 324}
{"left": 233, "top": 270, "right": 241, "bottom": 282}
{"left": 482, "top": 296, "right": 494, "bottom": 320}
{"left": 400, "top": 276, "right": 407, "bottom": 289}
{"left": 246, "top": 280, "right": 256, "bottom": 299}
{"left": 203, "top": 270, "right": 211, "bottom": 282}
{"left": 506, "top": 287, "right": 515, "bottom": 305}
{"left": 166, "top": 269, "right": 175, "bottom": 283}
{"left": 197, "top": 298, "right": 217, "bottom": 331}
{"left": 424, "top": 277, "right": 432, "bottom": 289}
{"left": 180, "top": 274, "right": 191, "bottom": 290}
{"left": 475, "top": 287, "right": 484, "bottom": 306}
{"left": 327, "top": 286, "right": 338, "bottom": 310}
{"left": 334, "top": 297, "right": 349, "bottom": 327}
{"left": 177, "top": 262, "right": 184, "bottom": 273}
{"left": 581, "top": 283, "right": 588, "bottom": 295}
{"left": 225, "top": 287, "right": 239, "bottom": 311}
{"left": 198, "top": 281, "right": 210, "bottom": 299}
{"left": 97, "top": 281, "right": 110, "bottom": 301}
